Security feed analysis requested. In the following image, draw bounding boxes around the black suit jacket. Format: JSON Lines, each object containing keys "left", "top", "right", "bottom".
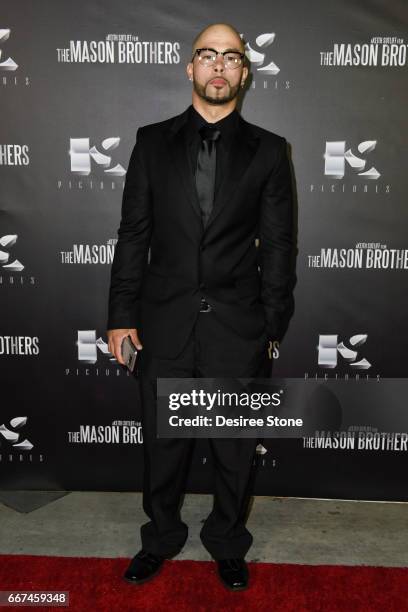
{"left": 107, "top": 105, "right": 296, "bottom": 359}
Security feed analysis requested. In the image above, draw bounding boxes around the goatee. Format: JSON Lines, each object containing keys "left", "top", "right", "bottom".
{"left": 193, "top": 80, "right": 240, "bottom": 105}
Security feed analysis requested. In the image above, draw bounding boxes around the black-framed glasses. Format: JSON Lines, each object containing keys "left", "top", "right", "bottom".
{"left": 192, "top": 48, "right": 245, "bottom": 70}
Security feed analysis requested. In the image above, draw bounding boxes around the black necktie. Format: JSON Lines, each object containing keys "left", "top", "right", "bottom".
{"left": 195, "top": 125, "right": 221, "bottom": 227}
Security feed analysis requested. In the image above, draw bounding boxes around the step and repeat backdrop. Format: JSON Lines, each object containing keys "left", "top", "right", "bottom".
{"left": 1, "top": 0, "right": 407, "bottom": 500}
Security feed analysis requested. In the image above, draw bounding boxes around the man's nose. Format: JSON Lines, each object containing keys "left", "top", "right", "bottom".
{"left": 213, "top": 55, "right": 225, "bottom": 71}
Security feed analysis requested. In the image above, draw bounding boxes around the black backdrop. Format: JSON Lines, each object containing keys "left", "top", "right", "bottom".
{"left": 1, "top": 0, "right": 407, "bottom": 500}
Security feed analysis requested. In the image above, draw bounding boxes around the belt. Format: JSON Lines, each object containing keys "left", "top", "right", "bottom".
{"left": 199, "top": 297, "right": 212, "bottom": 313}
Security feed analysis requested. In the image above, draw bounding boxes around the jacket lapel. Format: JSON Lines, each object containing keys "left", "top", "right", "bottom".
{"left": 165, "top": 109, "right": 203, "bottom": 227}
{"left": 164, "top": 108, "right": 260, "bottom": 233}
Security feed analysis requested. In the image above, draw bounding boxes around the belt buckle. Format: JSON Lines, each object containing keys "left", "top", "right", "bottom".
{"left": 200, "top": 298, "right": 212, "bottom": 313}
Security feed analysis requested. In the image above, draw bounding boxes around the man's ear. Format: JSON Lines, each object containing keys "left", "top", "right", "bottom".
{"left": 242, "top": 65, "right": 249, "bottom": 84}
{"left": 186, "top": 63, "right": 193, "bottom": 81}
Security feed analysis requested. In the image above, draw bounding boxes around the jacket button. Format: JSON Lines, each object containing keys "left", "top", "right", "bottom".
{"left": 200, "top": 244, "right": 205, "bottom": 251}
{"left": 199, "top": 282, "right": 205, "bottom": 290}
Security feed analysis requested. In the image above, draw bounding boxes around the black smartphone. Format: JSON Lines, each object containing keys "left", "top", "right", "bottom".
{"left": 121, "top": 335, "right": 138, "bottom": 373}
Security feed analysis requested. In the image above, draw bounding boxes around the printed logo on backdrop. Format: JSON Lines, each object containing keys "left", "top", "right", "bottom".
{"left": 317, "top": 334, "right": 371, "bottom": 370}
{"left": 56, "top": 33, "right": 180, "bottom": 65}
{"left": 0, "top": 28, "right": 30, "bottom": 86}
{"left": 242, "top": 32, "right": 291, "bottom": 92}
{"left": 0, "top": 234, "right": 36, "bottom": 286}
{"left": 302, "top": 360, "right": 408, "bottom": 453}
{"left": 309, "top": 139, "right": 390, "bottom": 195}
{"left": 303, "top": 426, "right": 408, "bottom": 453}
{"left": 77, "top": 330, "right": 113, "bottom": 363}
{"left": 308, "top": 243, "right": 408, "bottom": 270}
{"left": 325, "top": 141, "right": 380, "bottom": 180}
{"left": 320, "top": 36, "right": 407, "bottom": 67}
{"left": 0, "top": 335, "right": 39, "bottom": 355}
{"left": 0, "top": 234, "right": 24, "bottom": 271}
{"left": 69, "top": 138, "right": 126, "bottom": 176}
{"left": 57, "top": 137, "right": 127, "bottom": 191}
{"left": 0, "top": 417, "right": 44, "bottom": 464}
{"left": 64, "top": 330, "right": 130, "bottom": 377}
{"left": 67, "top": 420, "right": 143, "bottom": 446}
{"left": 0, "top": 144, "right": 29, "bottom": 165}
{"left": 304, "top": 333, "right": 378, "bottom": 380}
{"left": 60, "top": 238, "right": 117, "bottom": 265}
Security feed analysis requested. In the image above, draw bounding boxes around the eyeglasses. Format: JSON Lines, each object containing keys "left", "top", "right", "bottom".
{"left": 192, "top": 48, "right": 245, "bottom": 70}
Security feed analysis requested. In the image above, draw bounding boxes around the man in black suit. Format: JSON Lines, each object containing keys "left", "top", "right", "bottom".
{"left": 107, "top": 22, "right": 296, "bottom": 591}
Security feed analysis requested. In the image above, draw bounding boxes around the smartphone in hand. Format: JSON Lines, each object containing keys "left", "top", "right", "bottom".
{"left": 121, "top": 335, "right": 138, "bottom": 373}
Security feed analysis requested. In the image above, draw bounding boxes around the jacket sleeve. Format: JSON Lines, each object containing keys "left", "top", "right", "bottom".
{"left": 258, "top": 136, "right": 297, "bottom": 342}
{"left": 107, "top": 127, "right": 152, "bottom": 330}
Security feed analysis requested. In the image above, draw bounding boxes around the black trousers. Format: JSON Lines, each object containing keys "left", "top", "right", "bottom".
{"left": 137, "top": 309, "right": 271, "bottom": 560}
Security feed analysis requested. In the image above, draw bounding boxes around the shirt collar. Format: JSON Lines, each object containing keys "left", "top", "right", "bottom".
{"left": 186, "top": 104, "right": 239, "bottom": 145}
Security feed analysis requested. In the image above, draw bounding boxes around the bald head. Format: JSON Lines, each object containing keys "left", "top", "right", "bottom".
{"left": 191, "top": 23, "right": 245, "bottom": 57}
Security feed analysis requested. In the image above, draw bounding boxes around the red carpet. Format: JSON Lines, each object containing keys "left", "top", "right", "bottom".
{"left": 0, "top": 555, "right": 407, "bottom": 611}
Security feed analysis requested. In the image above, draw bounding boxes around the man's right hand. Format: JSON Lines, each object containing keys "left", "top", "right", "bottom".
{"left": 107, "top": 328, "right": 143, "bottom": 365}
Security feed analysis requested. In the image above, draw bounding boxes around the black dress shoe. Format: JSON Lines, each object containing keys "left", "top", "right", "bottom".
{"left": 216, "top": 558, "right": 249, "bottom": 591}
{"left": 123, "top": 549, "right": 165, "bottom": 585}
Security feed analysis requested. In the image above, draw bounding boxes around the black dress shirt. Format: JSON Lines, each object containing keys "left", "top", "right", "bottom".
{"left": 183, "top": 104, "right": 240, "bottom": 197}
